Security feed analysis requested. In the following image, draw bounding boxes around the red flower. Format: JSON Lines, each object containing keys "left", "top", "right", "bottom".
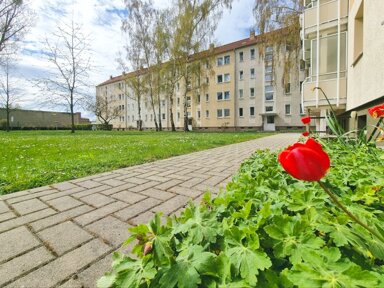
{"left": 278, "top": 138, "right": 330, "bottom": 181}
{"left": 301, "top": 116, "right": 311, "bottom": 124}
{"left": 302, "top": 131, "right": 309, "bottom": 137}
{"left": 368, "top": 104, "right": 384, "bottom": 118}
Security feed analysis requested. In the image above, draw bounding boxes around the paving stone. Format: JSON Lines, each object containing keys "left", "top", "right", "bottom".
{"left": 51, "top": 182, "right": 79, "bottom": 191}
{"left": 98, "top": 183, "right": 137, "bottom": 196}
{"left": 101, "top": 178, "right": 127, "bottom": 187}
{"left": 129, "top": 181, "right": 160, "bottom": 193}
{"left": 0, "top": 201, "right": 10, "bottom": 213}
{"left": 152, "top": 195, "right": 190, "bottom": 215}
{"left": 0, "top": 208, "right": 56, "bottom": 233}
{"left": 59, "top": 255, "right": 113, "bottom": 288}
{"left": 0, "top": 226, "right": 41, "bottom": 262}
{"left": 168, "top": 185, "right": 204, "bottom": 198}
{"left": 139, "top": 188, "right": 175, "bottom": 201}
{"left": 200, "top": 175, "right": 228, "bottom": 187}
{"left": 128, "top": 211, "right": 155, "bottom": 226}
{"left": 0, "top": 246, "right": 54, "bottom": 286}
{"left": 76, "top": 180, "right": 102, "bottom": 189}
{"left": 81, "top": 193, "right": 115, "bottom": 208}
{"left": 146, "top": 175, "right": 170, "bottom": 183}
{"left": 47, "top": 196, "right": 83, "bottom": 211}
{"left": 11, "top": 198, "right": 49, "bottom": 215}
{"left": 39, "top": 187, "right": 85, "bottom": 201}
{"left": 178, "top": 177, "right": 205, "bottom": 188}
{"left": 114, "top": 198, "right": 162, "bottom": 221}
{"left": 74, "top": 201, "right": 128, "bottom": 226}
{"left": 86, "top": 216, "right": 130, "bottom": 247}
{"left": 111, "top": 190, "right": 147, "bottom": 204}
{"left": 0, "top": 190, "right": 31, "bottom": 201}
{"left": 125, "top": 177, "right": 149, "bottom": 185}
{"left": 38, "top": 221, "right": 93, "bottom": 255}
{"left": 6, "top": 239, "right": 111, "bottom": 288}
{"left": 72, "top": 185, "right": 112, "bottom": 198}
{"left": 154, "top": 179, "right": 183, "bottom": 191}
{"left": 7, "top": 189, "right": 57, "bottom": 204}
{"left": 30, "top": 205, "right": 94, "bottom": 232}
{"left": 0, "top": 211, "right": 16, "bottom": 222}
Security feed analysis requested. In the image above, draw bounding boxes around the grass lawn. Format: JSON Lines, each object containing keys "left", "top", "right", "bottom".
{"left": 0, "top": 130, "right": 273, "bottom": 195}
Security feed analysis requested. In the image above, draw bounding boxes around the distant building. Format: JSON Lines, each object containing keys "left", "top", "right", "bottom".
{"left": 0, "top": 108, "right": 90, "bottom": 129}
{"left": 96, "top": 31, "right": 305, "bottom": 131}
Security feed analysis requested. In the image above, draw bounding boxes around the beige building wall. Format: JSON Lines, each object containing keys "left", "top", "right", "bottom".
{"left": 347, "top": 0, "right": 384, "bottom": 111}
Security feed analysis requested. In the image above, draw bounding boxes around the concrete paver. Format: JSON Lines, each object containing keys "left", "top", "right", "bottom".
{"left": 0, "top": 133, "right": 299, "bottom": 287}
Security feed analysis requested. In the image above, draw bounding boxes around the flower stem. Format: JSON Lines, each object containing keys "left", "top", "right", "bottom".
{"left": 318, "top": 181, "right": 384, "bottom": 243}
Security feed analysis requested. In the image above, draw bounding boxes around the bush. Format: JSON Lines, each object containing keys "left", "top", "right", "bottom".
{"left": 99, "top": 142, "right": 384, "bottom": 288}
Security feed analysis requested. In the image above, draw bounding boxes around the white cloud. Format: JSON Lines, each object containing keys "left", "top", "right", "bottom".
{"left": 9, "top": 0, "right": 254, "bottom": 119}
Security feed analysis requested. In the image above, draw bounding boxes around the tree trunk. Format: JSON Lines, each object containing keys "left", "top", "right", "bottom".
{"left": 157, "top": 73, "right": 162, "bottom": 131}
{"left": 138, "top": 98, "right": 143, "bottom": 131}
{"left": 70, "top": 95, "right": 75, "bottom": 133}
{"left": 169, "top": 96, "right": 176, "bottom": 132}
{"left": 183, "top": 78, "right": 189, "bottom": 132}
{"left": 6, "top": 104, "right": 9, "bottom": 132}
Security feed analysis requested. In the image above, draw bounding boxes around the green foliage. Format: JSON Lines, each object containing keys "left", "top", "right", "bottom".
{"left": 0, "top": 130, "right": 270, "bottom": 194}
{"left": 100, "top": 141, "right": 384, "bottom": 287}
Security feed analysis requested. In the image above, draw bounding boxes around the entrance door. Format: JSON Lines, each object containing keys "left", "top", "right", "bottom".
{"left": 264, "top": 115, "right": 275, "bottom": 131}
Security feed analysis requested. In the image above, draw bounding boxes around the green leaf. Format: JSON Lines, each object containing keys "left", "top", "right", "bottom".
{"left": 97, "top": 273, "right": 116, "bottom": 288}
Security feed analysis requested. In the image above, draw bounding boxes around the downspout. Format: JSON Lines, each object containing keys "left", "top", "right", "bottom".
{"left": 316, "top": 0, "right": 320, "bottom": 107}
{"left": 234, "top": 48, "right": 237, "bottom": 130}
{"left": 336, "top": 0, "right": 341, "bottom": 107}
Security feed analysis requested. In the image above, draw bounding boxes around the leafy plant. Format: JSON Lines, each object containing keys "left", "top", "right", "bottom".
{"left": 99, "top": 142, "right": 384, "bottom": 287}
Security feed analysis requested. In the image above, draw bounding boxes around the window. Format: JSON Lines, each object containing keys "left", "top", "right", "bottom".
{"left": 224, "top": 55, "right": 230, "bottom": 65}
{"left": 162, "top": 113, "right": 166, "bottom": 120}
{"left": 250, "top": 107, "right": 255, "bottom": 116}
{"left": 265, "top": 85, "right": 273, "bottom": 93}
{"left": 224, "top": 91, "right": 230, "bottom": 100}
{"left": 267, "top": 116, "right": 275, "bottom": 124}
{"left": 265, "top": 92, "right": 274, "bottom": 101}
{"left": 206, "top": 77, "right": 209, "bottom": 84}
{"left": 224, "top": 73, "right": 230, "bottom": 82}
{"left": 217, "top": 74, "right": 223, "bottom": 83}
{"left": 145, "top": 115, "right": 148, "bottom": 121}
{"left": 250, "top": 48, "right": 255, "bottom": 59}
{"left": 224, "top": 109, "right": 230, "bottom": 117}
{"left": 285, "top": 83, "right": 291, "bottom": 94}
{"left": 187, "top": 96, "right": 191, "bottom": 107}
{"left": 122, "top": 105, "right": 125, "bottom": 110}
{"left": 217, "top": 92, "right": 223, "bottom": 101}
{"left": 239, "top": 51, "right": 244, "bottom": 62}
{"left": 239, "top": 70, "right": 244, "bottom": 80}
{"left": 265, "top": 106, "right": 274, "bottom": 112}
{"left": 217, "top": 109, "right": 223, "bottom": 118}
{"left": 285, "top": 104, "right": 291, "bottom": 115}
{"left": 239, "top": 89, "right": 243, "bottom": 98}
{"left": 239, "top": 108, "right": 243, "bottom": 117}
{"left": 265, "top": 74, "right": 273, "bottom": 82}
{"left": 265, "top": 66, "right": 272, "bottom": 73}
{"left": 161, "top": 100, "right": 165, "bottom": 106}
{"left": 217, "top": 57, "right": 223, "bottom": 66}
{"left": 265, "top": 46, "right": 273, "bottom": 53}
{"left": 132, "top": 115, "right": 135, "bottom": 121}
{"left": 197, "top": 110, "right": 201, "bottom": 119}
{"left": 177, "top": 97, "right": 180, "bottom": 105}
{"left": 177, "top": 112, "right": 180, "bottom": 120}
{"left": 205, "top": 94, "right": 209, "bottom": 102}
{"left": 197, "top": 94, "right": 201, "bottom": 104}
{"left": 128, "top": 116, "right": 130, "bottom": 122}
{"left": 177, "top": 83, "right": 180, "bottom": 91}
{"left": 218, "top": 55, "right": 230, "bottom": 65}
{"left": 250, "top": 88, "right": 255, "bottom": 97}
{"left": 265, "top": 54, "right": 273, "bottom": 62}
{"left": 250, "top": 68, "right": 255, "bottom": 79}
{"left": 206, "top": 110, "right": 209, "bottom": 118}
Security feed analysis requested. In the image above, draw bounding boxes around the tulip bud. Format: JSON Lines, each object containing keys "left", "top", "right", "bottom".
{"left": 143, "top": 242, "right": 153, "bottom": 255}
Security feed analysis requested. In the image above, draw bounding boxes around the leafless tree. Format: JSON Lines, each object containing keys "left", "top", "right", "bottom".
{"left": 0, "top": 54, "right": 21, "bottom": 131}
{"left": 37, "top": 20, "right": 92, "bottom": 133}
{"left": 0, "top": 0, "right": 34, "bottom": 58}
{"left": 91, "top": 93, "right": 122, "bottom": 129}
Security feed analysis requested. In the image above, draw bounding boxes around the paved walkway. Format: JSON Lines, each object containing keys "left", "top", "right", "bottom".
{"left": 0, "top": 133, "right": 299, "bottom": 288}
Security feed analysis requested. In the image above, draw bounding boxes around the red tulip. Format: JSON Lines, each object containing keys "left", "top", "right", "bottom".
{"left": 302, "top": 131, "right": 309, "bottom": 137}
{"left": 278, "top": 138, "right": 330, "bottom": 181}
{"left": 368, "top": 104, "right": 384, "bottom": 118}
{"left": 301, "top": 116, "right": 311, "bottom": 124}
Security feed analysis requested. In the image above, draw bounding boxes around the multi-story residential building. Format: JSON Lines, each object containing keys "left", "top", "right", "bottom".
{"left": 96, "top": 32, "right": 304, "bottom": 131}
{"left": 301, "top": 0, "right": 384, "bottom": 134}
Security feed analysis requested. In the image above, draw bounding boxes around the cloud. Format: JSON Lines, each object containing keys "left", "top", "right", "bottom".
{"left": 7, "top": 0, "right": 254, "bottom": 120}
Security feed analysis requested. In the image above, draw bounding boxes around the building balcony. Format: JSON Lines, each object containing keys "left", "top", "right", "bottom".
{"left": 303, "top": 0, "right": 348, "bottom": 33}
{"left": 302, "top": 76, "right": 347, "bottom": 109}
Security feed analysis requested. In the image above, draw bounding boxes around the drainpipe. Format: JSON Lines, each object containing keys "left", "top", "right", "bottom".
{"left": 234, "top": 48, "right": 237, "bottom": 130}
{"left": 336, "top": 0, "right": 341, "bottom": 107}
{"left": 316, "top": 0, "right": 320, "bottom": 108}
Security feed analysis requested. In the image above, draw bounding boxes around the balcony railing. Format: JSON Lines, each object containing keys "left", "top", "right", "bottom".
{"left": 303, "top": 0, "right": 348, "bottom": 31}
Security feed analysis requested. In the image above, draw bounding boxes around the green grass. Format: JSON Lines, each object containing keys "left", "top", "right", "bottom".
{"left": 0, "top": 130, "right": 273, "bottom": 195}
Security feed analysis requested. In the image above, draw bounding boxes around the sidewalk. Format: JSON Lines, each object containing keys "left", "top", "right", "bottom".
{"left": 0, "top": 133, "right": 299, "bottom": 287}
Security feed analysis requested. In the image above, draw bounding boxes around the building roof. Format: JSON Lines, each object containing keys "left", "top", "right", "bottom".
{"left": 96, "top": 29, "right": 282, "bottom": 87}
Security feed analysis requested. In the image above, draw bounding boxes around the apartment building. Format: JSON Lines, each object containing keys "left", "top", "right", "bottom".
{"left": 301, "top": 0, "right": 384, "bottom": 133}
{"left": 96, "top": 32, "right": 304, "bottom": 131}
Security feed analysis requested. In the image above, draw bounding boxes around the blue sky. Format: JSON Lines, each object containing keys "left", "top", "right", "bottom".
{"left": 12, "top": 0, "right": 255, "bottom": 119}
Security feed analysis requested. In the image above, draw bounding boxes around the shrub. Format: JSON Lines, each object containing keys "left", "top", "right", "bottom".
{"left": 99, "top": 142, "right": 384, "bottom": 288}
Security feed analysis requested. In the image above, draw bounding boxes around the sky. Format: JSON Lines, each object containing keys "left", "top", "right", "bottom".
{"left": 9, "top": 0, "right": 255, "bottom": 120}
